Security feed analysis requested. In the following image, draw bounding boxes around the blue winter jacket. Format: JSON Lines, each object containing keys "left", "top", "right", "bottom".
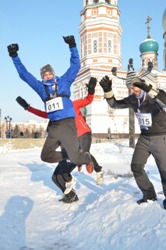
{"left": 12, "top": 47, "right": 80, "bottom": 121}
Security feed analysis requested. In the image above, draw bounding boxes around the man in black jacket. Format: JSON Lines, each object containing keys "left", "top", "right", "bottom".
{"left": 99, "top": 74, "right": 166, "bottom": 209}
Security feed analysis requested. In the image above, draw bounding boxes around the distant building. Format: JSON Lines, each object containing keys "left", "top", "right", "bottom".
{"left": 1, "top": 119, "right": 48, "bottom": 139}
{"left": 14, "top": 119, "right": 48, "bottom": 130}
{"left": 73, "top": 0, "right": 166, "bottom": 139}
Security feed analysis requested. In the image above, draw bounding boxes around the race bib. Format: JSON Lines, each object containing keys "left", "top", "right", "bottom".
{"left": 46, "top": 97, "right": 63, "bottom": 113}
{"left": 135, "top": 112, "right": 152, "bottom": 128}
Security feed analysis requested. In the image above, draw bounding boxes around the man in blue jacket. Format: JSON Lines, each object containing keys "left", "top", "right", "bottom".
{"left": 7, "top": 36, "right": 93, "bottom": 203}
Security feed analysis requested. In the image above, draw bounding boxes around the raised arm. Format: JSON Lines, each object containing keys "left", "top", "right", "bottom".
{"left": 99, "top": 75, "right": 132, "bottom": 109}
{"left": 16, "top": 96, "right": 48, "bottom": 119}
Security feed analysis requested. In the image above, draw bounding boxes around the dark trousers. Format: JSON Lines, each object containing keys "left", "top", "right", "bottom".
{"left": 41, "top": 118, "right": 90, "bottom": 165}
{"left": 131, "top": 134, "right": 166, "bottom": 199}
{"left": 79, "top": 132, "right": 102, "bottom": 172}
{"left": 52, "top": 132, "right": 102, "bottom": 194}
{"left": 52, "top": 160, "right": 76, "bottom": 193}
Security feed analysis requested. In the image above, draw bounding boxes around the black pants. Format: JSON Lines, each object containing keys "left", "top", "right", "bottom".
{"left": 52, "top": 160, "right": 76, "bottom": 193}
{"left": 79, "top": 132, "right": 102, "bottom": 172}
{"left": 131, "top": 134, "right": 166, "bottom": 199}
{"left": 52, "top": 132, "right": 102, "bottom": 193}
{"left": 41, "top": 118, "right": 90, "bottom": 165}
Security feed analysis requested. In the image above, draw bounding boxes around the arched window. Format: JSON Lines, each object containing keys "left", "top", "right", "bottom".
{"left": 142, "top": 59, "right": 145, "bottom": 66}
{"left": 108, "top": 40, "right": 112, "bottom": 53}
{"left": 86, "top": 0, "right": 88, "bottom": 5}
{"left": 105, "top": 0, "right": 110, "bottom": 4}
{"left": 93, "top": 40, "right": 98, "bottom": 53}
{"left": 94, "top": 0, "right": 99, "bottom": 3}
{"left": 152, "top": 59, "right": 157, "bottom": 69}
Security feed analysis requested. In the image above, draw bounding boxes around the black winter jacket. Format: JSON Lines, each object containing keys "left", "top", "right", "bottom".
{"left": 106, "top": 89, "right": 166, "bottom": 136}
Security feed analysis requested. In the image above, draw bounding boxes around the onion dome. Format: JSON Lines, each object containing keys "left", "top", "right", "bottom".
{"left": 139, "top": 38, "right": 159, "bottom": 53}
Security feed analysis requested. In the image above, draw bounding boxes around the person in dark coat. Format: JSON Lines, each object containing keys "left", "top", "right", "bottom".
{"left": 7, "top": 36, "right": 94, "bottom": 203}
{"left": 99, "top": 73, "right": 166, "bottom": 209}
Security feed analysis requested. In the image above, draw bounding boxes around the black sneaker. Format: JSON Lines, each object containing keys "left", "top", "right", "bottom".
{"left": 137, "top": 197, "right": 157, "bottom": 205}
{"left": 59, "top": 190, "right": 79, "bottom": 203}
{"left": 163, "top": 199, "right": 166, "bottom": 209}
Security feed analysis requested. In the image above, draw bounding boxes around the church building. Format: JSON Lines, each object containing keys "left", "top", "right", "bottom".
{"left": 73, "top": 0, "right": 166, "bottom": 139}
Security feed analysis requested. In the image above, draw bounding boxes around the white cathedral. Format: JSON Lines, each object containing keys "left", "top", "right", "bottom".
{"left": 73, "top": 0, "right": 166, "bottom": 139}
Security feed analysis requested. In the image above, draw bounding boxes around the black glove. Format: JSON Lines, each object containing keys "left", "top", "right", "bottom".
{"left": 63, "top": 36, "right": 76, "bottom": 48}
{"left": 16, "top": 96, "right": 30, "bottom": 110}
{"left": 99, "top": 75, "right": 112, "bottom": 92}
{"left": 86, "top": 77, "right": 97, "bottom": 95}
{"left": 7, "top": 44, "right": 19, "bottom": 57}
{"left": 131, "top": 77, "right": 152, "bottom": 92}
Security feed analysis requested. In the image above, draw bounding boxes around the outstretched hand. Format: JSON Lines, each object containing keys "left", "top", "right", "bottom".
{"left": 86, "top": 77, "right": 97, "bottom": 95}
{"left": 16, "top": 96, "right": 30, "bottom": 110}
{"left": 99, "top": 75, "right": 112, "bottom": 92}
{"left": 63, "top": 36, "right": 76, "bottom": 48}
{"left": 7, "top": 44, "right": 19, "bottom": 57}
{"left": 131, "top": 77, "right": 152, "bottom": 93}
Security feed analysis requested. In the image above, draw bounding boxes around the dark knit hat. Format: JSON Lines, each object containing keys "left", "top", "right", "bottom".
{"left": 40, "top": 64, "right": 55, "bottom": 79}
{"left": 126, "top": 71, "right": 137, "bottom": 88}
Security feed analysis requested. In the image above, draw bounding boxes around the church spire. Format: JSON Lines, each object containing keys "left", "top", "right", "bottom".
{"left": 80, "top": 0, "right": 121, "bottom": 70}
{"left": 145, "top": 16, "right": 152, "bottom": 39}
{"left": 139, "top": 16, "right": 159, "bottom": 70}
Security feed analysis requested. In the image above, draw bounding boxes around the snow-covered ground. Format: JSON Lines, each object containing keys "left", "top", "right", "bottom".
{"left": 0, "top": 139, "right": 166, "bottom": 250}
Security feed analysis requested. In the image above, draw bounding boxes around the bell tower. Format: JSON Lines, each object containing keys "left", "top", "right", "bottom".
{"left": 80, "top": 0, "right": 122, "bottom": 70}
{"left": 73, "top": 0, "right": 124, "bottom": 137}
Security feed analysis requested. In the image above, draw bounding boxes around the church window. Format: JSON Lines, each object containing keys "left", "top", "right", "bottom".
{"left": 108, "top": 39, "right": 112, "bottom": 53}
{"left": 93, "top": 40, "right": 98, "bottom": 53}
{"left": 142, "top": 59, "right": 145, "bottom": 66}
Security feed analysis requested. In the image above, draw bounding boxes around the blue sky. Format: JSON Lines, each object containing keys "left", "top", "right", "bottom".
{"left": 0, "top": 0, "right": 166, "bottom": 123}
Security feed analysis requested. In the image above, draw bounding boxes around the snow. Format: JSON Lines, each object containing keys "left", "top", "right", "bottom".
{"left": 0, "top": 139, "right": 166, "bottom": 250}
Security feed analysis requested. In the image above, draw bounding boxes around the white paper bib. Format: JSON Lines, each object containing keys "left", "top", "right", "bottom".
{"left": 46, "top": 97, "right": 63, "bottom": 113}
{"left": 135, "top": 112, "right": 152, "bottom": 128}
